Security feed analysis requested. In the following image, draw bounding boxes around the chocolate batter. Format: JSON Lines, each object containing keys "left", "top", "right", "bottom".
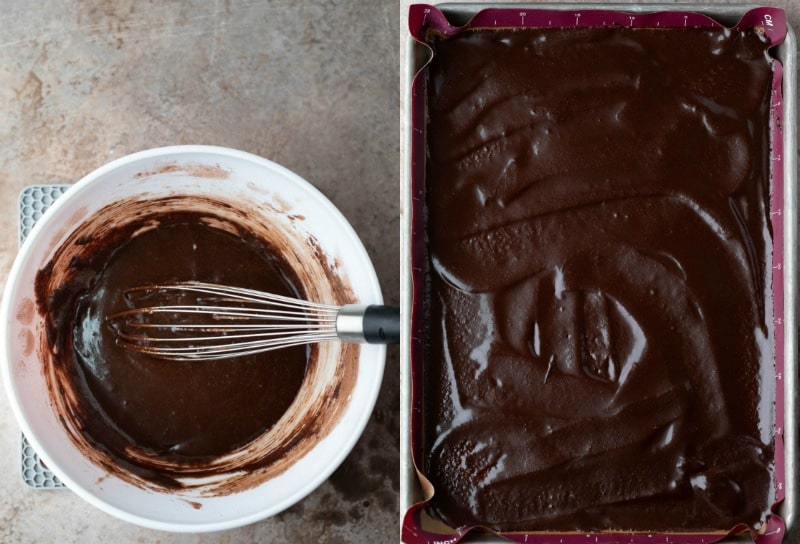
{"left": 423, "top": 27, "right": 775, "bottom": 532}
{"left": 37, "top": 211, "right": 307, "bottom": 464}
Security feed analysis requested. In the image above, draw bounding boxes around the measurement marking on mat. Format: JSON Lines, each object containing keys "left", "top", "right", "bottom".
{"left": 684, "top": 15, "right": 688, "bottom": 27}
{"left": 422, "top": 7, "right": 430, "bottom": 25}
{"left": 771, "top": 209, "right": 782, "bottom": 216}
{"left": 520, "top": 12, "right": 526, "bottom": 25}
{"left": 575, "top": 13, "right": 581, "bottom": 26}
{"left": 628, "top": 16, "right": 635, "bottom": 26}
{"left": 773, "top": 262, "right": 782, "bottom": 270}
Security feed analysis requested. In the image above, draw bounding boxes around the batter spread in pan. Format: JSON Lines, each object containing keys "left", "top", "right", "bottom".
{"left": 423, "top": 26, "right": 775, "bottom": 531}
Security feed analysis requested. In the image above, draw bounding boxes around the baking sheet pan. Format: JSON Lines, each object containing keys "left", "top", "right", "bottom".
{"left": 399, "top": 4, "right": 798, "bottom": 542}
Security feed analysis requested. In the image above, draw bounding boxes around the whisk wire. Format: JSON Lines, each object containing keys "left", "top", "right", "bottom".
{"left": 108, "top": 281, "right": 399, "bottom": 361}
{"left": 114, "top": 306, "right": 339, "bottom": 323}
{"left": 118, "top": 333, "right": 340, "bottom": 361}
{"left": 126, "top": 282, "right": 340, "bottom": 310}
{"left": 109, "top": 281, "right": 346, "bottom": 360}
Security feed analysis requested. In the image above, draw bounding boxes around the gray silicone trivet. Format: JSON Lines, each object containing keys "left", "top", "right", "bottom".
{"left": 18, "top": 184, "right": 70, "bottom": 489}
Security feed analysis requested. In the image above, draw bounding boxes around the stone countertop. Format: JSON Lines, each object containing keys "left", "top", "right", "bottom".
{"left": 0, "top": 1, "right": 399, "bottom": 543}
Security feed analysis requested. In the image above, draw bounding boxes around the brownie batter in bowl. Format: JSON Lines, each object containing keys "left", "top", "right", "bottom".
{"left": 1, "top": 146, "right": 386, "bottom": 531}
{"left": 41, "top": 214, "right": 308, "bottom": 465}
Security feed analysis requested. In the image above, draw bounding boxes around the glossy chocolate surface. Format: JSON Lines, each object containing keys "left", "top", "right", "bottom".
{"left": 423, "top": 27, "right": 775, "bottom": 531}
{"left": 38, "top": 214, "right": 307, "bottom": 463}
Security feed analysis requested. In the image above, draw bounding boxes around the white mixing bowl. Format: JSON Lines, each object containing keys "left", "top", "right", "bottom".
{"left": 1, "top": 145, "right": 385, "bottom": 532}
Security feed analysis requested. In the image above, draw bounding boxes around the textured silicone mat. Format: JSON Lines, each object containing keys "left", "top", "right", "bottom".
{"left": 18, "top": 184, "right": 69, "bottom": 489}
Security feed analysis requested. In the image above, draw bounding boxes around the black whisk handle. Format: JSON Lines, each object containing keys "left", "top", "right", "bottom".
{"left": 363, "top": 305, "right": 401, "bottom": 344}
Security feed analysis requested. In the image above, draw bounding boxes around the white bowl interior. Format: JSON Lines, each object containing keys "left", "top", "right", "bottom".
{"left": 1, "top": 146, "right": 385, "bottom": 531}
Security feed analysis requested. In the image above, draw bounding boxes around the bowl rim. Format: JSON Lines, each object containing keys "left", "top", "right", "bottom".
{"left": 1, "top": 144, "right": 386, "bottom": 532}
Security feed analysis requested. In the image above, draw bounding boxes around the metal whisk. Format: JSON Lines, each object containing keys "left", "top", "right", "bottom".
{"left": 107, "top": 281, "right": 400, "bottom": 361}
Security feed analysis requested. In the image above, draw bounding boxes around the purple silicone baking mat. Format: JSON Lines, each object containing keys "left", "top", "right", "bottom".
{"left": 404, "top": 5, "right": 787, "bottom": 544}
